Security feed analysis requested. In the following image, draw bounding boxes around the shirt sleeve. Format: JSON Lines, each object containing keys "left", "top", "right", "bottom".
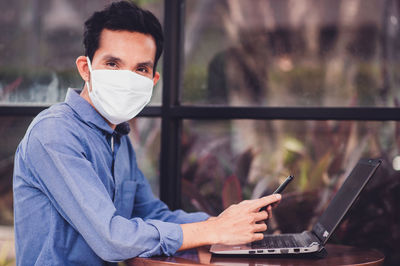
{"left": 24, "top": 119, "right": 183, "bottom": 261}
{"left": 132, "top": 168, "right": 210, "bottom": 224}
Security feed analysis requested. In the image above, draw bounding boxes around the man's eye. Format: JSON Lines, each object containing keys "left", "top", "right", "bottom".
{"left": 106, "top": 62, "right": 117, "bottom": 68}
{"left": 137, "top": 67, "right": 148, "bottom": 73}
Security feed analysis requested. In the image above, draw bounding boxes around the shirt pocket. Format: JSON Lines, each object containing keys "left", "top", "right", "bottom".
{"left": 115, "top": 180, "right": 137, "bottom": 218}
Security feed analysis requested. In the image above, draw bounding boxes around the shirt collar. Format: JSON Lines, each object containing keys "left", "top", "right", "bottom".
{"left": 65, "top": 88, "right": 130, "bottom": 136}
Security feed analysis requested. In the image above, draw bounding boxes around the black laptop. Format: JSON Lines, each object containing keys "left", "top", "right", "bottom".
{"left": 210, "top": 158, "right": 381, "bottom": 255}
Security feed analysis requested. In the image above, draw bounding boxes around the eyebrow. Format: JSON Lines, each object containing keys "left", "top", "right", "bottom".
{"left": 137, "top": 61, "right": 154, "bottom": 69}
{"left": 102, "top": 55, "right": 122, "bottom": 63}
{"left": 101, "top": 55, "right": 154, "bottom": 69}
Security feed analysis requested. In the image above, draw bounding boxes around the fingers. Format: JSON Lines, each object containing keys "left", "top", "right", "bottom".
{"left": 250, "top": 194, "right": 281, "bottom": 211}
{"left": 253, "top": 233, "right": 265, "bottom": 241}
{"left": 253, "top": 210, "right": 269, "bottom": 221}
{"left": 266, "top": 205, "right": 272, "bottom": 218}
{"left": 253, "top": 222, "right": 267, "bottom": 232}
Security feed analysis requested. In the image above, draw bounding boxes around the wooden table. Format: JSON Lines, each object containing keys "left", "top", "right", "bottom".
{"left": 127, "top": 244, "right": 384, "bottom": 266}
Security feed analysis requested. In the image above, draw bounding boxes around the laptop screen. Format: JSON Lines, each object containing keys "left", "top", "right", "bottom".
{"left": 312, "top": 159, "right": 381, "bottom": 244}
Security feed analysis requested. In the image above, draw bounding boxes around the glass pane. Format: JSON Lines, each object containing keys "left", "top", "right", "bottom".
{"left": 183, "top": 0, "right": 400, "bottom": 107}
{"left": 0, "top": 116, "right": 34, "bottom": 226}
{"left": 0, "top": 116, "right": 34, "bottom": 260}
{"left": 181, "top": 119, "right": 399, "bottom": 263}
{"left": 0, "top": 0, "right": 163, "bottom": 106}
{"left": 127, "top": 117, "right": 161, "bottom": 196}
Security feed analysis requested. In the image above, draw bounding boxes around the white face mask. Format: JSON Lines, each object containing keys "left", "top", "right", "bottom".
{"left": 86, "top": 57, "right": 154, "bottom": 125}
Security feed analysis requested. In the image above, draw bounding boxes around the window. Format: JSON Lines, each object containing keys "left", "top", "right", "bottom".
{"left": 182, "top": 0, "right": 400, "bottom": 107}
{"left": 171, "top": 0, "right": 398, "bottom": 264}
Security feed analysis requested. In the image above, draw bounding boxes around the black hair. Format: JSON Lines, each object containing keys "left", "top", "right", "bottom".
{"left": 83, "top": 1, "right": 163, "bottom": 72}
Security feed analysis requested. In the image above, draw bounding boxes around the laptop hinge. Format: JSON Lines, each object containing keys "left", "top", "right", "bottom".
{"left": 311, "top": 229, "right": 324, "bottom": 243}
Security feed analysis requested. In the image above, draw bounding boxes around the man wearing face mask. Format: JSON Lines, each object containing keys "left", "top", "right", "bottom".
{"left": 12, "top": 1, "right": 281, "bottom": 265}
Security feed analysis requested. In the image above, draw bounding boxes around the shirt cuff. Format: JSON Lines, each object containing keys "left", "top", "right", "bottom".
{"left": 170, "top": 210, "right": 210, "bottom": 224}
{"left": 140, "top": 219, "right": 183, "bottom": 257}
{"left": 184, "top": 211, "right": 210, "bottom": 223}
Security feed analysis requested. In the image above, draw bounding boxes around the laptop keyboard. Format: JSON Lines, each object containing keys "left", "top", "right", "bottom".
{"left": 251, "top": 234, "right": 302, "bottom": 249}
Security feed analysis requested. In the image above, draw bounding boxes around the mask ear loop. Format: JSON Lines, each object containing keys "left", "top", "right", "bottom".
{"left": 86, "top": 57, "right": 93, "bottom": 72}
{"left": 86, "top": 57, "right": 93, "bottom": 90}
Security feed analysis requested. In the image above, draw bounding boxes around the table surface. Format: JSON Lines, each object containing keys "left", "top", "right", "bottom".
{"left": 127, "top": 244, "right": 384, "bottom": 266}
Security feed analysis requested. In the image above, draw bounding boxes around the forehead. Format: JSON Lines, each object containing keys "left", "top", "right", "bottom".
{"left": 94, "top": 29, "right": 157, "bottom": 63}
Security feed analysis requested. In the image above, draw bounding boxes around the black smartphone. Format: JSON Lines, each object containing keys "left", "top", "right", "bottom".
{"left": 273, "top": 175, "right": 294, "bottom": 194}
{"left": 259, "top": 175, "right": 294, "bottom": 212}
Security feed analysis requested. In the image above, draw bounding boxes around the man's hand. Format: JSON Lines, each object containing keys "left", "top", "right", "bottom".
{"left": 210, "top": 194, "right": 281, "bottom": 245}
{"left": 179, "top": 194, "right": 281, "bottom": 250}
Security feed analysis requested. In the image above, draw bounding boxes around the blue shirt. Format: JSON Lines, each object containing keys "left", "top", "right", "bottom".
{"left": 13, "top": 89, "right": 209, "bottom": 265}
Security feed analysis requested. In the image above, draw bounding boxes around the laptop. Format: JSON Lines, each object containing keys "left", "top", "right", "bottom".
{"left": 210, "top": 158, "right": 381, "bottom": 256}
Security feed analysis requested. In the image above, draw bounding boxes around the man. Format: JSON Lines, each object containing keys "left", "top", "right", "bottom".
{"left": 13, "top": 1, "right": 281, "bottom": 265}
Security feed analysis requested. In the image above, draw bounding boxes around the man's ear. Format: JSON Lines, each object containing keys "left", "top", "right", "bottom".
{"left": 153, "top": 71, "right": 160, "bottom": 86}
{"left": 76, "top": 56, "right": 90, "bottom": 82}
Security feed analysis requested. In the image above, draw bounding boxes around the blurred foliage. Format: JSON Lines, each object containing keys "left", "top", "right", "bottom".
{"left": 181, "top": 119, "right": 400, "bottom": 265}
{"left": 128, "top": 118, "right": 161, "bottom": 196}
{"left": 272, "top": 66, "right": 326, "bottom": 106}
{"left": 182, "top": 64, "right": 208, "bottom": 104}
{"left": 181, "top": 8, "right": 400, "bottom": 265}
{"left": 354, "top": 64, "right": 380, "bottom": 106}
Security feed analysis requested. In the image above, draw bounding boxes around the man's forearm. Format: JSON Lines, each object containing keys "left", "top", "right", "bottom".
{"left": 178, "top": 219, "right": 218, "bottom": 251}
